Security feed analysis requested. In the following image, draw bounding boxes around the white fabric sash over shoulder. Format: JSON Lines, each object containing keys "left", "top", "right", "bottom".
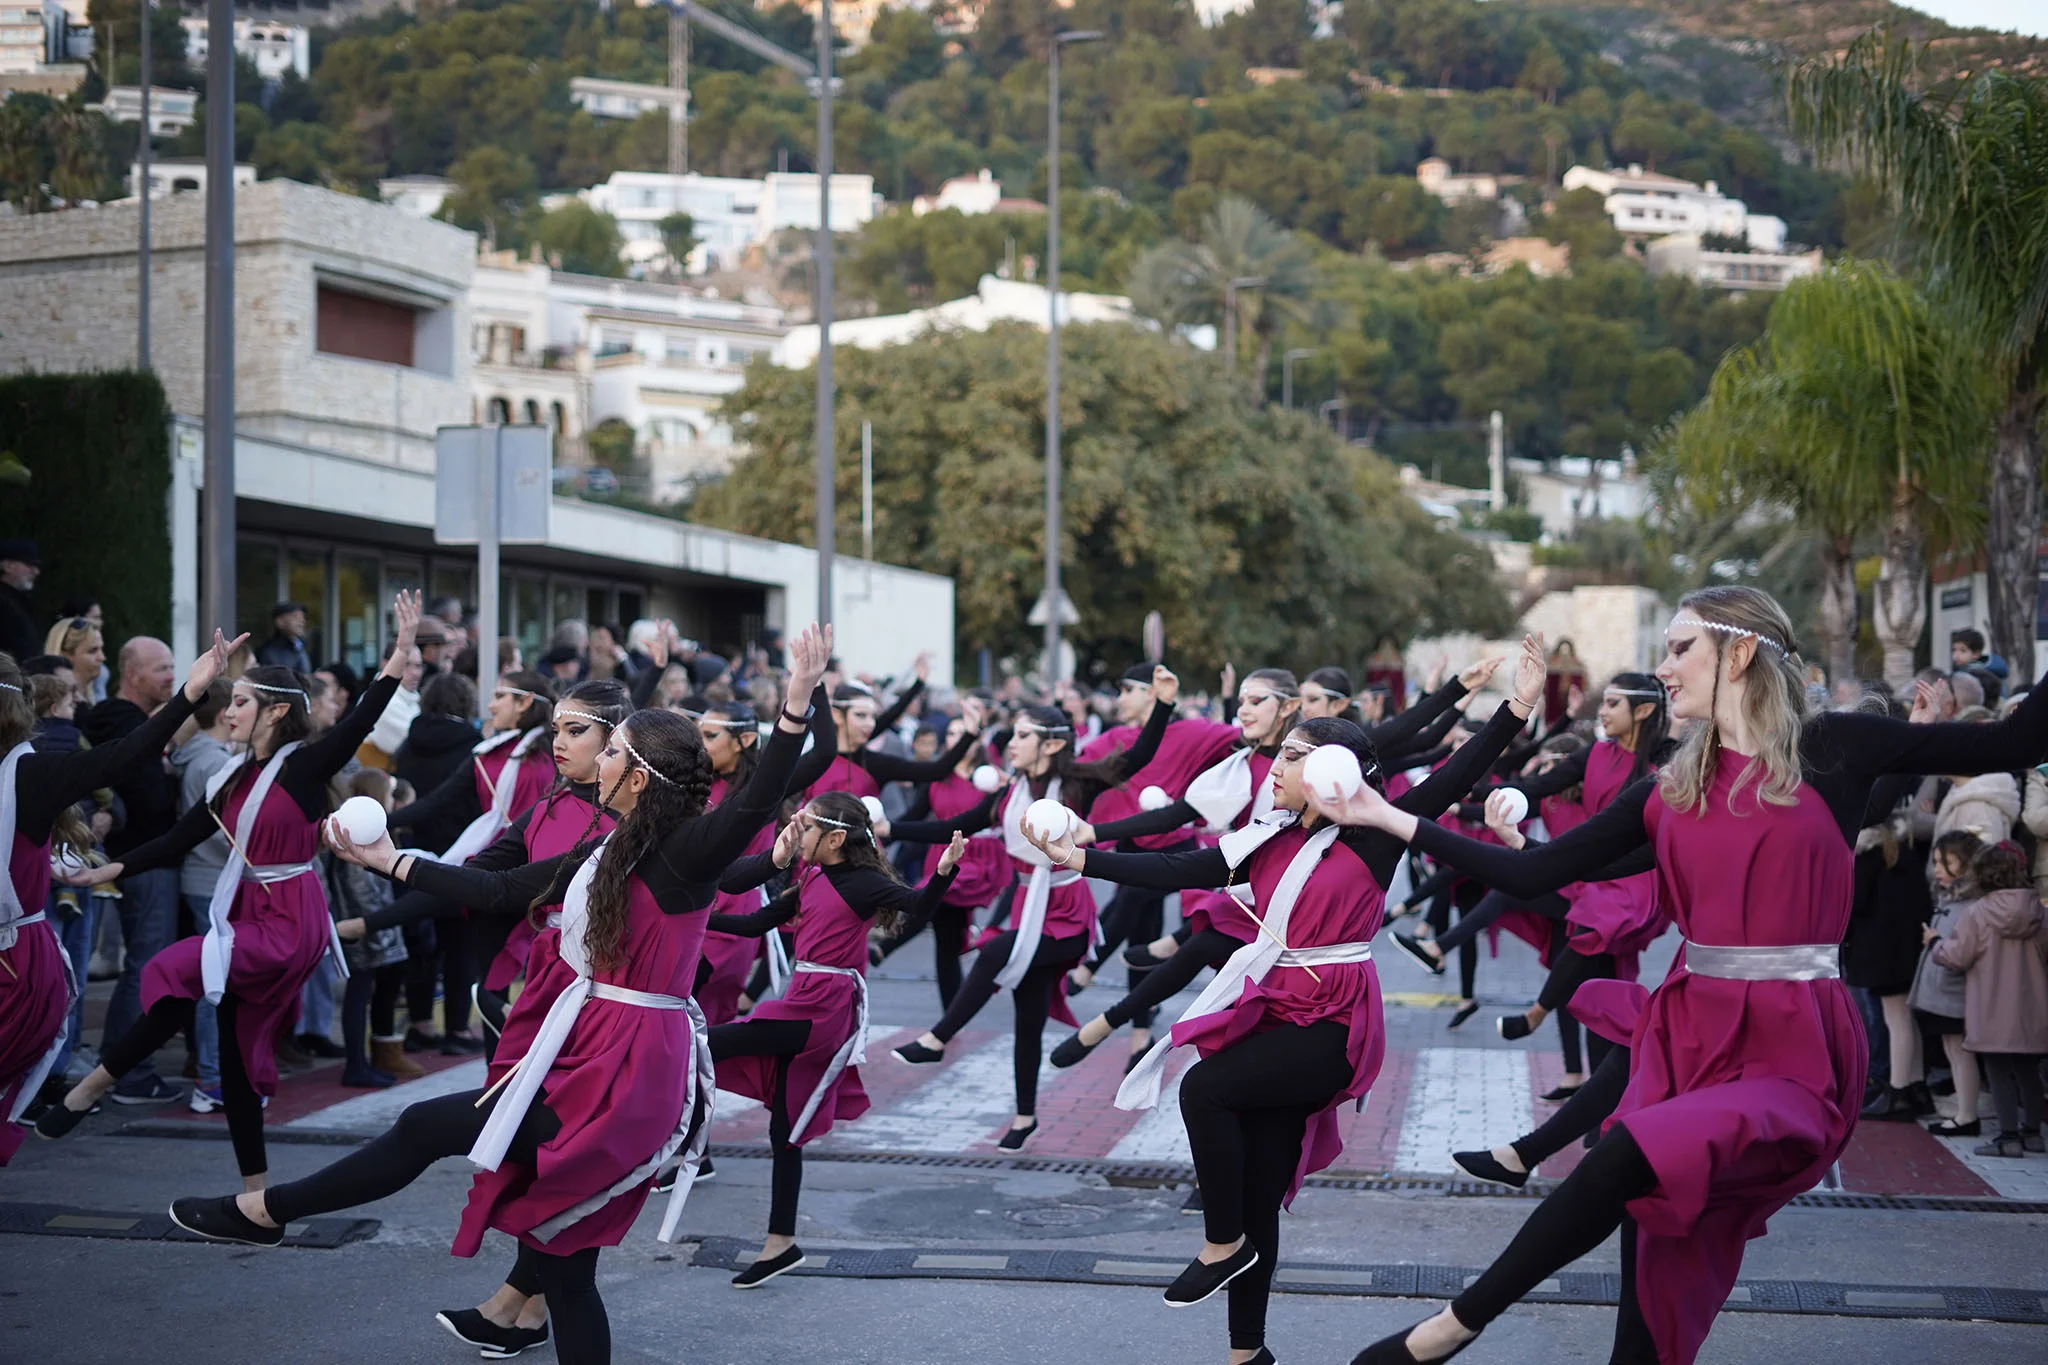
{"left": 996, "top": 778, "right": 1081, "bottom": 991}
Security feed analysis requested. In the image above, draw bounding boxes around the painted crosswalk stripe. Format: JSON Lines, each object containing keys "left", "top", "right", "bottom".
{"left": 281, "top": 1059, "right": 487, "bottom": 1133}
{"left": 1105, "top": 1058, "right": 1191, "bottom": 1163}
{"left": 1394, "top": 1047, "right": 1531, "bottom": 1175}
{"left": 830, "top": 1031, "right": 1037, "bottom": 1152}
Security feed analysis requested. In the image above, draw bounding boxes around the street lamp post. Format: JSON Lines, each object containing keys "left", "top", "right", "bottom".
{"left": 1282, "top": 347, "right": 1314, "bottom": 410}
{"left": 200, "top": 0, "right": 235, "bottom": 637}
{"left": 813, "top": 0, "right": 835, "bottom": 629}
{"left": 1221, "top": 274, "right": 1263, "bottom": 379}
{"left": 138, "top": 0, "right": 150, "bottom": 369}
{"left": 1043, "top": 27, "right": 1101, "bottom": 684}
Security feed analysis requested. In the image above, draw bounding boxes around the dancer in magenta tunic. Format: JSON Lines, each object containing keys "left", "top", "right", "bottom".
{"left": 39, "top": 598, "right": 419, "bottom": 1182}
{"left": 1345, "top": 587, "right": 2048, "bottom": 1365}
{"left": 167, "top": 626, "right": 832, "bottom": 1365}
{"left": 1015, "top": 635, "right": 1544, "bottom": 1365}
{"left": 803, "top": 662, "right": 982, "bottom": 802}
{"left": 0, "top": 641, "right": 239, "bottom": 1162}
{"left": 708, "top": 792, "right": 965, "bottom": 1286}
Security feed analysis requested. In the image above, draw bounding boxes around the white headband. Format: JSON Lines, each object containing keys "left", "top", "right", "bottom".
{"left": 1670, "top": 615, "right": 1788, "bottom": 656}
{"left": 0, "top": 681, "right": 21, "bottom": 694}
{"left": 555, "top": 706, "right": 616, "bottom": 729}
{"left": 619, "top": 735, "right": 678, "bottom": 786}
{"left": 1604, "top": 686, "right": 1664, "bottom": 701}
{"left": 241, "top": 680, "right": 309, "bottom": 700}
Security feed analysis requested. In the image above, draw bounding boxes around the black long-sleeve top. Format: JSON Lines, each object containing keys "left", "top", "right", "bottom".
{"left": 360, "top": 781, "right": 610, "bottom": 932}
{"left": 1407, "top": 687, "right": 2048, "bottom": 903}
{"left": 11, "top": 687, "right": 199, "bottom": 845}
{"left": 1380, "top": 705, "right": 1466, "bottom": 768}
{"left": 825, "top": 714, "right": 977, "bottom": 787}
{"left": 387, "top": 732, "right": 531, "bottom": 834}
{"left": 1079, "top": 698, "right": 1532, "bottom": 895}
{"left": 115, "top": 674, "right": 403, "bottom": 874}
{"left": 394, "top": 702, "right": 812, "bottom": 917}
{"left": 884, "top": 697, "right": 1177, "bottom": 844}
{"left": 782, "top": 691, "right": 842, "bottom": 794}
{"left": 713, "top": 851, "right": 954, "bottom": 939}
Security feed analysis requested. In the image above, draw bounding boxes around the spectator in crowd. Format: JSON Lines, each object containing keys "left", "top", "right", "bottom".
{"left": 26, "top": 670, "right": 109, "bottom": 1106}
{"left": 315, "top": 661, "right": 360, "bottom": 722}
{"left": 392, "top": 671, "right": 479, "bottom": 850}
{"left": 78, "top": 636, "right": 186, "bottom": 1105}
{"left": 549, "top": 618, "right": 589, "bottom": 658}
{"left": 256, "top": 601, "right": 313, "bottom": 673}
{"left": 624, "top": 619, "right": 664, "bottom": 676}
{"left": 428, "top": 595, "right": 466, "bottom": 635}
{"left": 44, "top": 615, "right": 106, "bottom": 707}
{"left": 1952, "top": 628, "right": 2011, "bottom": 685}
{"left": 1932, "top": 708, "right": 2019, "bottom": 846}
{"left": 584, "top": 622, "right": 633, "bottom": 682}
{"left": 170, "top": 680, "right": 235, "bottom": 1112}
{"left": 416, "top": 616, "right": 457, "bottom": 677}
{"left": 20, "top": 653, "right": 75, "bottom": 692}
{"left": 1948, "top": 670, "right": 1987, "bottom": 713}
{"left": 0, "top": 537, "right": 40, "bottom": 660}
{"left": 1913, "top": 830, "right": 1987, "bottom": 1134}
{"left": 1930, "top": 840, "right": 2048, "bottom": 1156}
{"left": 498, "top": 636, "right": 522, "bottom": 675}
{"left": 361, "top": 644, "right": 424, "bottom": 771}
{"left": 325, "top": 768, "right": 412, "bottom": 1089}
{"left": 535, "top": 644, "right": 582, "bottom": 684}
{"left": 59, "top": 596, "right": 102, "bottom": 631}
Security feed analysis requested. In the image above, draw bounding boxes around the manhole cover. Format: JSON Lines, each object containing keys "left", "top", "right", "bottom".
{"left": 1006, "top": 1204, "right": 1106, "bottom": 1228}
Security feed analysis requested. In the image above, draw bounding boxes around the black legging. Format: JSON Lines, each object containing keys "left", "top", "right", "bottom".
{"left": 1540, "top": 922, "right": 1616, "bottom": 1077}
{"left": 930, "top": 929, "right": 1087, "bottom": 1115}
{"left": 1091, "top": 881, "right": 1176, "bottom": 1028}
{"left": 260, "top": 1089, "right": 607, "bottom": 1361}
{"left": 1425, "top": 883, "right": 1483, "bottom": 1000}
{"left": 1431, "top": 888, "right": 1570, "bottom": 957}
{"left": 1101, "top": 928, "right": 1240, "bottom": 1030}
{"left": 1512, "top": 1043, "right": 1632, "bottom": 1169}
{"left": 1177, "top": 1018, "right": 1354, "bottom": 1352}
{"left": 100, "top": 992, "right": 266, "bottom": 1176}
{"left": 741, "top": 928, "right": 798, "bottom": 1006}
{"left": 707, "top": 1016, "right": 813, "bottom": 1236}
{"left": 1452, "top": 1124, "right": 1657, "bottom": 1362}
{"left": 875, "top": 902, "right": 973, "bottom": 1008}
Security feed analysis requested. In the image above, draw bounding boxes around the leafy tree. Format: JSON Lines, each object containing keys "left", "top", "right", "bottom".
{"left": 1788, "top": 32, "right": 2048, "bottom": 674}
{"left": 693, "top": 322, "right": 1513, "bottom": 675}
{"left": 1516, "top": 37, "right": 1569, "bottom": 104}
{"left": 586, "top": 417, "right": 637, "bottom": 471}
{"left": 659, "top": 211, "right": 700, "bottom": 272}
{"left": 0, "top": 95, "right": 57, "bottom": 212}
{"left": 438, "top": 146, "right": 540, "bottom": 250}
{"left": 1531, "top": 186, "right": 1621, "bottom": 260}
{"left": 533, "top": 200, "right": 626, "bottom": 277}
{"left": 1125, "top": 194, "right": 1319, "bottom": 382}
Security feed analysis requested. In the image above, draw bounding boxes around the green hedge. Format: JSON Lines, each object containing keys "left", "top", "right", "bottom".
{"left": 0, "top": 371, "right": 173, "bottom": 646}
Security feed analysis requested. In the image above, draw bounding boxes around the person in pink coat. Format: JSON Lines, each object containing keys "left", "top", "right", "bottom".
{"left": 1931, "top": 838, "right": 2048, "bottom": 1158}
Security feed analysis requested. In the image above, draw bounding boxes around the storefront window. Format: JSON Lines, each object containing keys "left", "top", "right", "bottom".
{"left": 287, "top": 551, "right": 328, "bottom": 664}
{"left": 506, "top": 574, "right": 546, "bottom": 659}
{"left": 236, "top": 540, "right": 281, "bottom": 645}
{"left": 336, "top": 552, "right": 382, "bottom": 674}
{"left": 551, "top": 582, "right": 584, "bottom": 637}
{"left": 430, "top": 562, "right": 474, "bottom": 617}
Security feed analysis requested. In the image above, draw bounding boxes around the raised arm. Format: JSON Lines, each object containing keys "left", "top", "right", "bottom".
{"left": 860, "top": 862, "right": 956, "bottom": 937}
{"left": 781, "top": 686, "right": 839, "bottom": 795}
{"left": 1102, "top": 692, "right": 1178, "bottom": 785}
{"left": 862, "top": 718, "right": 978, "bottom": 784}
{"left": 873, "top": 672, "right": 926, "bottom": 735}
{"left": 1500, "top": 744, "right": 1592, "bottom": 803}
{"left": 97, "top": 797, "right": 217, "bottom": 877}
{"left": 1827, "top": 676, "right": 2048, "bottom": 785}
{"left": 719, "top": 850, "right": 784, "bottom": 896}
{"left": 1402, "top": 781, "right": 1654, "bottom": 901}
{"left": 394, "top": 848, "right": 576, "bottom": 917}
{"left": 1393, "top": 700, "right": 1530, "bottom": 821}
{"left": 1088, "top": 795, "right": 1202, "bottom": 844}
{"left": 887, "top": 787, "right": 1000, "bottom": 842}
{"left": 1054, "top": 843, "right": 1232, "bottom": 891}
{"left": 707, "top": 886, "right": 802, "bottom": 937}
{"left": 1366, "top": 672, "right": 1474, "bottom": 751}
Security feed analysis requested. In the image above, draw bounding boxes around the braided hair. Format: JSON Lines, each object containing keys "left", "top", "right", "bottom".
{"left": 806, "top": 790, "right": 912, "bottom": 935}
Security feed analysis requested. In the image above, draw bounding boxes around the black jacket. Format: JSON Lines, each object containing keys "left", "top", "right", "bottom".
{"left": 0, "top": 582, "right": 38, "bottom": 663}
{"left": 80, "top": 697, "right": 180, "bottom": 858}
{"left": 256, "top": 631, "right": 312, "bottom": 674}
{"left": 393, "top": 713, "right": 480, "bottom": 854}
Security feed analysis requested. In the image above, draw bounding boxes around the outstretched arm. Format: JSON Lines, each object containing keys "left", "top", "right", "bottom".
{"left": 781, "top": 686, "right": 840, "bottom": 795}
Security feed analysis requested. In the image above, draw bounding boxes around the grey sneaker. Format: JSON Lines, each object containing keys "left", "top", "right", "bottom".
{"left": 109, "top": 1075, "right": 184, "bottom": 1105}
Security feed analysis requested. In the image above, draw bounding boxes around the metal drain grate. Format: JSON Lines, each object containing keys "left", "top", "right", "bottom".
{"left": 0, "top": 1201, "right": 376, "bottom": 1248}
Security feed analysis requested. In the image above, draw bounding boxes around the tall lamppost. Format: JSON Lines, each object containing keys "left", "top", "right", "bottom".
{"left": 1221, "top": 274, "right": 1264, "bottom": 379}
{"left": 1282, "top": 347, "right": 1314, "bottom": 410}
{"left": 1041, "top": 26, "right": 1101, "bottom": 683}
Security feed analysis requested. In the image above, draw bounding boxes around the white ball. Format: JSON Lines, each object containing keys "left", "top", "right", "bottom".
{"left": 972, "top": 764, "right": 1004, "bottom": 793}
{"left": 1025, "top": 798, "right": 1075, "bottom": 842}
{"left": 861, "top": 795, "right": 888, "bottom": 825}
{"left": 1138, "top": 785, "right": 1171, "bottom": 811}
{"left": 1302, "top": 744, "right": 1363, "bottom": 803}
{"left": 334, "top": 795, "right": 388, "bottom": 846}
{"left": 1492, "top": 788, "right": 1530, "bottom": 826}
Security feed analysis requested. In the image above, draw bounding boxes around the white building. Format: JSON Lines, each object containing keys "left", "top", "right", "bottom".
{"left": 91, "top": 85, "right": 198, "bottom": 137}
{"left": 1506, "top": 454, "right": 1650, "bottom": 536}
{"left": 911, "top": 168, "right": 1045, "bottom": 218}
{"left": 1562, "top": 164, "right": 1787, "bottom": 252}
{"left": 379, "top": 174, "right": 457, "bottom": 221}
{"left": 776, "top": 274, "right": 1142, "bottom": 369}
{"left": 0, "top": 179, "right": 951, "bottom": 679}
{"left": 0, "top": 2, "right": 43, "bottom": 74}
{"left": 569, "top": 75, "right": 686, "bottom": 121}
{"left": 1644, "top": 233, "right": 1824, "bottom": 294}
{"left": 1415, "top": 157, "right": 1502, "bottom": 204}
{"left": 180, "top": 18, "right": 309, "bottom": 82}
{"left": 470, "top": 255, "right": 787, "bottom": 500}
{"left": 127, "top": 157, "right": 256, "bottom": 200}
{"left": 579, "top": 170, "right": 880, "bottom": 274}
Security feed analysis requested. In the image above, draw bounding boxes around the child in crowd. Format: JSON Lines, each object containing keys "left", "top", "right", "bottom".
{"left": 1932, "top": 840, "right": 2048, "bottom": 1158}
{"left": 1912, "top": 830, "right": 1984, "bottom": 1134}
{"left": 322, "top": 770, "right": 412, "bottom": 1089}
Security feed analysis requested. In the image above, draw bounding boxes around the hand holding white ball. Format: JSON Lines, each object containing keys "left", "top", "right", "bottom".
{"left": 332, "top": 795, "right": 388, "bottom": 847}
{"left": 1138, "top": 785, "right": 1171, "bottom": 811}
{"left": 1301, "top": 745, "right": 1363, "bottom": 803}
{"left": 1489, "top": 788, "right": 1530, "bottom": 827}
{"left": 1025, "top": 798, "right": 1076, "bottom": 843}
{"left": 972, "top": 764, "right": 1004, "bottom": 794}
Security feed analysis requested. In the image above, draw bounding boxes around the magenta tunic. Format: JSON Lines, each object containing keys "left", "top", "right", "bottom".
{"left": 696, "top": 774, "right": 777, "bottom": 1026}
{"left": 1082, "top": 717, "right": 1240, "bottom": 850}
{"left": 1576, "top": 752, "right": 1866, "bottom": 1365}
{"left": 1170, "top": 826, "right": 1387, "bottom": 1203}
{"left": 922, "top": 772, "right": 1014, "bottom": 909}
{"left": 2, "top": 832, "right": 67, "bottom": 1164}
{"left": 141, "top": 775, "right": 331, "bottom": 1098}
{"left": 483, "top": 790, "right": 616, "bottom": 994}
{"left": 476, "top": 737, "right": 558, "bottom": 832}
{"left": 1561, "top": 742, "right": 1667, "bottom": 974}
{"left": 805, "top": 753, "right": 881, "bottom": 802}
{"left": 1178, "top": 750, "right": 1277, "bottom": 942}
{"left": 716, "top": 865, "right": 873, "bottom": 1144}
{"left": 458, "top": 874, "right": 704, "bottom": 1257}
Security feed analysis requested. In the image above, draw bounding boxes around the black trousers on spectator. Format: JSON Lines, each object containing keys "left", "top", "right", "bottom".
{"left": 100, "top": 993, "right": 266, "bottom": 1176}
{"left": 930, "top": 930, "right": 1087, "bottom": 1114}
{"left": 1177, "top": 1018, "right": 1354, "bottom": 1351}
{"left": 707, "top": 1016, "right": 814, "bottom": 1235}
{"left": 1983, "top": 1052, "right": 2046, "bottom": 1135}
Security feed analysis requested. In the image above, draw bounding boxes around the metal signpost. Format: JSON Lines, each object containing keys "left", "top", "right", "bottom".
{"left": 435, "top": 425, "right": 553, "bottom": 719}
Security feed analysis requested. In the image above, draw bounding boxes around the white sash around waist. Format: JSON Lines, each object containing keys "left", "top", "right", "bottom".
{"left": 1683, "top": 941, "right": 1840, "bottom": 982}
{"left": 785, "top": 961, "right": 869, "bottom": 1140}
{"left": 996, "top": 865, "right": 1084, "bottom": 992}
{"left": 198, "top": 742, "right": 301, "bottom": 1004}
{"left": 1117, "top": 823, "right": 1344, "bottom": 1112}
{"left": 3, "top": 911, "right": 74, "bottom": 1125}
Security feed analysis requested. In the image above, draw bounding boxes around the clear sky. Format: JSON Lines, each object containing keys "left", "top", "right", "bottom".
{"left": 1898, "top": 2, "right": 2048, "bottom": 37}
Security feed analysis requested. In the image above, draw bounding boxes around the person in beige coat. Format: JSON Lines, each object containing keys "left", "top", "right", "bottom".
{"left": 1932, "top": 841, "right": 2048, "bottom": 1158}
{"left": 2017, "top": 763, "right": 2048, "bottom": 900}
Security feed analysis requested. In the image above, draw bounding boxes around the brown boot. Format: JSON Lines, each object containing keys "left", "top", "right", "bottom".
{"left": 371, "top": 1036, "right": 424, "bottom": 1079}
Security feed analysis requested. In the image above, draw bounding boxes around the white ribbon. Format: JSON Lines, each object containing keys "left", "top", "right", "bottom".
{"left": 995, "top": 777, "right": 1079, "bottom": 992}
{"left": 5, "top": 910, "right": 77, "bottom": 1125}
{"left": 0, "top": 741, "right": 32, "bottom": 949}
{"left": 784, "top": 960, "right": 868, "bottom": 1140}
{"left": 199, "top": 742, "right": 301, "bottom": 1004}
{"left": 423, "top": 728, "right": 545, "bottom": 867}
{"left": 764, "top": 903, "right": 792, "bottom": 999}
{"left": 1116, "top": 822, "right": 1344, "bottom": 1111}
{"left": 1184, "top": 748, "right": 1274, "bottom": 833}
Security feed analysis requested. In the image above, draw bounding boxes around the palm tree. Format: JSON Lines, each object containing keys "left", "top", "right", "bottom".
{"left": 1124, "top": 194, "right": 1318, "bottom": 391}
{"left": 1788, "top": 34, "right": 2048, "bottom": 675}
{"left": 44, "top": 105, "right": 106, "bottom": 207}
{"left": 1665, "top": 261, "right": 1990, "bottom": 686}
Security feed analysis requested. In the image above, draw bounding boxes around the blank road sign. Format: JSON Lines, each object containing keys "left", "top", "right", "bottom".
{"left": 435, "top": 425, "right": 553, "bottom": 545}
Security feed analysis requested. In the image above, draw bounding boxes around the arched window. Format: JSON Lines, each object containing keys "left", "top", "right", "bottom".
{"left": 551, "top": 401, "right": 567, "bottom": 433}
{"left": 524, "top": 398, "right": 542, "bottom": 425}
{"left": 488, "top": 396, "right": 512, "bottom": 423}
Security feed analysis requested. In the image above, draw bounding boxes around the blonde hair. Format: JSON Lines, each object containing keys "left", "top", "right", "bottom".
{"left": 44, "top": 617, "right": 101, "bottom": 666}
{"left": 1658, "top": 586, "right": 1811, "bottom": 816}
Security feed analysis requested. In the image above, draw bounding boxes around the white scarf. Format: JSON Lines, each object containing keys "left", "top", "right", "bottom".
{"left": 1116, "top": 816, "right": 1346, "bottom": 1110}
{"left": 429, "top": 727, "right": 546, "bottom": 867}
{"left": 0, "top": 741, "right": 31, "bottom": 946}
{"left": 1183, "top": 747, "right": 1275, "bottom": 833}
{"left": 995, "top": 777, "right": 1080, "bottom": 992}
{"left": 198, "top": 742, "right": 304, "bottom": 1004}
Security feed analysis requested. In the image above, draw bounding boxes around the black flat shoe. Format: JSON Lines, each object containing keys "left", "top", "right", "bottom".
{"left": 1243, "top": 1350, "right": 1277, "bottom": 1365}
{"left": 1049, "top": 1033, "right": 1097, "bottom": 1068}
{"left": 1452, "top": 1148, "right": 1529, "bottom": 1189}
{"left": 1351, "top": 1321, "right": 1473, "bottom": 1364}
{"left": 297, "top": 1033, "right": 347, "bottom": 1060}
{"left": 1180, "top": 1187, "right": 1205, "bottom": 1216}
{"left": 33, "top": 1100, "right": 89, "bottom": 1141}
{"left": 1539, "top": 1084, "right": 1581, "bottom": 1102}
{"left": 402, "top": 1027, "right": 441, "bottom": 1053}
{"left": 1391, "top": 931, "right": 1446, "bottom": 976}
{"left": 1162, "top": 1242, "right": 1259, "bottom": 1307}
{"left": 479, "top": 1321, "right": 550, "bottom": 1360}
{"left": 1446, "top": 1002, "right": 1479, "bottom": 1030}
{"left": 435, "top": 1309, "right": 499, "bottom": 1348}
{"left": 698, "top": 1155, "right": 716, "bottom": 1181}
{"left": 440, "top": 1032, "right": 485, "bottom": 1056}
{"left": 1123, "top": 943, "right": 1170, "bottom": 968}
{"left": 1860, "top": 1085, "right": 1923, "bottom": 1121}
{"left": 1926, "top": 1117, "right": 1980, "bottom": 1136}
{"left": 1124, "top": 1049, "right": 1151, "bottom": 1075}
{"left": 652, "top": 1164, "right": 679, "bottom": 1194}
{"left": 997, "top": 1120, "right": 1039, "bottom": 1150}
{"left": 1064, "top": 971, "right": 1090, "bottom": 997}
{"left": 1495, "top": 1014, "right": 1533, "bottom": 1041}
{"left": 893, "top": 1040, "right": 944, "bottom": 1065}
{"left": 168, "top": 1195, "right": 285, "bottom": 1248}
{"left": 731, "top": 1244, "right": 805, "bottom": 1288}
